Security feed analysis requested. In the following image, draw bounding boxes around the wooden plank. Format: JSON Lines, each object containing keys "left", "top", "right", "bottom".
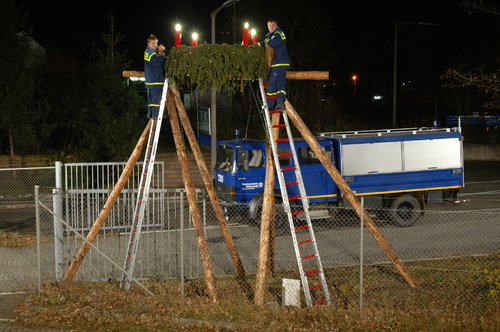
{"left": 286, "top": 71, "right": 329, "bottom": 80}
{"left": 122, "top": 70, "right": 328, "bottom": 80}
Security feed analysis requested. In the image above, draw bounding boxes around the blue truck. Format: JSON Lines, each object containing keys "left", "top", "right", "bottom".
{"left": 214, "top": 127, "right": 464, "bottom": 227}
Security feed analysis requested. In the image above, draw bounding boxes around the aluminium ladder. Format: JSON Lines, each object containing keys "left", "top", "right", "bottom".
{"left": 120, "top": 79, "right": 169, "bottom": 290}
{"left": 258, "top": 79, "right": 331, "bottom": 307}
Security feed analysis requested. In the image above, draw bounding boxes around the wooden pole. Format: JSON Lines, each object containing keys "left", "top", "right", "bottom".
{"left": 254, "top": 141, "right": 275, "bottom": 306}
{"left": 168, "top": 85, "right": 253, "bottom": 298}
{"left": 62, "top": 120, "right": 152, "bottom": 283}
{"left": 284, "top": 100, "right": 418, "bottom": 288}
{"left": 166, "top": 90, "right": 219, "bottom": 303}
{"left": 254, "top": 112, "right": 281, "bottom": 306}
{"left": 122, "top": 70, "right": 328, "bottom": 81}
{"left": 286, "top": 71, "right": 329, "bottom": 80}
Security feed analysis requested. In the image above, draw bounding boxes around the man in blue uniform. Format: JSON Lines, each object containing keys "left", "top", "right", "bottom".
{"left": 144, "top": 34, "right": 166, "bottom": 118}
{"left": 257, "top": 19, "right": 290, "bottom": 111}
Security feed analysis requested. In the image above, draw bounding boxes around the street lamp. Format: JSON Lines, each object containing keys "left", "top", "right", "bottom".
{"left": 392, "top": 22, "right": 438, "bottom": 128}
{"left": 352, "top": 75, "right": 357, "bottom": 96}
{"left": 209, "top": 0, "right": 240, "bottom": 177}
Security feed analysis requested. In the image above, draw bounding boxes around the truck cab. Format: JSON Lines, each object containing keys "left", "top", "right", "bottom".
{"left": 214, "top": 138, "right": 339, "bottom": 218}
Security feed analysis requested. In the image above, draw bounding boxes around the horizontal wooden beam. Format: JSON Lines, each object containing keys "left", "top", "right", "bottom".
{"left": 123, "top": 70, "right": 145, "bottom": 78}
{"left": 286, "top": 71, "right": 329, "bottom": 80}
{"left": 122, "top": 70, "right": 329, "bottom": 80}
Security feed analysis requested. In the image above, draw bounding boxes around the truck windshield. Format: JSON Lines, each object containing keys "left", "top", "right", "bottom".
{"left": 216, "top": 144, "right": 234, "bottom": 173}
{"left": 241, "top": 149, "right": 263, "bottom": 168}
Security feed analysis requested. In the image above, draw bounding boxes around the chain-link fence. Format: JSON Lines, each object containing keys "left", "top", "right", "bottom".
{"left": 0, "top": 165, "right": 57, "bottom": 292}
{"left": 1, "top": 164, "right": 499, "bottom": 315}
{"left": 31, "top": 190, "right": 500, "bottom": 310}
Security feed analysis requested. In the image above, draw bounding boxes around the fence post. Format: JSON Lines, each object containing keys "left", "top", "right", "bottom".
{"left": 53, "top": 161, "right": 64, "bottom": 280}
{"left": 180, "top": 190, "right": 185, "bottom": 302}
{"left": 359, "top": 197, "right": 364, "bottom": 318}
{"left": 35, "top": 185, "right": 42, "bottom": 293}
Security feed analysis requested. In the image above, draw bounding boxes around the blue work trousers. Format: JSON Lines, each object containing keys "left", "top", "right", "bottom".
{"left": 266, "top": 66, "right": 288, "bottom": 108}
{"left": 147, "top": 87, "right": 163, "bottom": 117}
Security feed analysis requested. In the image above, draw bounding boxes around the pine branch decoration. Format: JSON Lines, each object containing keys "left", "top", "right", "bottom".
{"left": 165, "top": 44, "right": 269, "bottom": 92}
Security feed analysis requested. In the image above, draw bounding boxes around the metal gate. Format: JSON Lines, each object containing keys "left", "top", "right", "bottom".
{"left": 59, "top": 162, "right": 207, "bottom": 282}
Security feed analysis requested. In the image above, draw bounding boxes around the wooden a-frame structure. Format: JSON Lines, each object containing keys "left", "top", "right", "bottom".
{"left": 62, "top": 48, "right": 417, "bottom": 305}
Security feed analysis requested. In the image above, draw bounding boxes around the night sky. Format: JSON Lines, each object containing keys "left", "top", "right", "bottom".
{"left": 18, "top": 0, "right": 491, "bottom": 91}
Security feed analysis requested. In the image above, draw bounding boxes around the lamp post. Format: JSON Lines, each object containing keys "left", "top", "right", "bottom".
{"left": 352, "top": 75, "right": 357, "bottom": 96}
{"left": 210, "top": 0, "right": 240, "bottom": 177}
{"left": 392, "top": 22, "right": 438, "bottom": 128}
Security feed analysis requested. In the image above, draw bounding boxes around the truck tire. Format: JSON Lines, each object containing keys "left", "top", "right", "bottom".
{"left": 389, "top": 195, "right": 421, "bottom": 227}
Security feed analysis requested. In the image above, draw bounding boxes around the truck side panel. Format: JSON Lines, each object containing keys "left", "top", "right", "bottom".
{"left": 340, "top": 137, "right": 462, "bottom": 176}
{"left": 344, "top": 169, "right": 463, "bottom": 196}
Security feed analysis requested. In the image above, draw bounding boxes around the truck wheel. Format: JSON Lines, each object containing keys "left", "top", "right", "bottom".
{"left": 389, "top": 195, "right": 421, "bottom": 227}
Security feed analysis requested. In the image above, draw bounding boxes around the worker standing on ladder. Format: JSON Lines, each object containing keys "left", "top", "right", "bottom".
{"left": 144, "top": 34, "right": 166, "bottom": 118}
{"left": 256, "top": 19, "right": 290, "bottom": 111}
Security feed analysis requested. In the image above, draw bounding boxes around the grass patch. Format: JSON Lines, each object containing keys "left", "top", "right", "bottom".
{"left": 13, "top": 255, "right": 500, "bottom": 331}
{"left": 0, "top": 230, "right": 38, "bottom": 247}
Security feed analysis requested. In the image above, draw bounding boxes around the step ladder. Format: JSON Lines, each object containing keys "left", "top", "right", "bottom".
{"left": 258, "top": 79, "right": 331, "bottom": 307}
{"left": 120, "top": 79, "right": 169, "bottom": 290}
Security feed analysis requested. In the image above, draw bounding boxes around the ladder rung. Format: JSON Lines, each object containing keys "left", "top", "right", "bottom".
{"left": 279, "top": 152, "right": 293, "bottom": 157}
{"left": 281, "top": 166, "right": 296, "bottom": 171}
{"left": 313, "top": 299, "right": 327, "bottom": 305}
{"left": 276, "top": 138, "right": 289, "bottom": 142}
{"left": 302, "top": 254, "right": 316, "bottom": 260}
{"left": 269, "top": 110, "right": 282, "bottom": 114}
{"left": 305, "top": 269, "right": 319, "bottom": 274}
{"left": 272, "top": 124, "right": 286, "bottom": 128}
{"left": 288, "top": 196, "right": 301, "bottom": 200}
{"left": 298, "top": 239, "right": 313, "bottom": 245}
{"left": 129, "top": 241, "right": 135, "bottom": 246}
{"left": 286, "top": 181, "right": 298, "bottom": 185}
{"left": 291, "top": 210, "right": 305, "bottom": 215}
{"left": 295, "top": 225, "right": 309, "bottom": 230}
{"left": 309, "top": 284, "right": 322, "bottom": 290}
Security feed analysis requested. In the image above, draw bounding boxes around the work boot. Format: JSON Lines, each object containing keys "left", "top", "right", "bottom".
{"left": 274, "top": 102, "right": 285, "bottom": 111}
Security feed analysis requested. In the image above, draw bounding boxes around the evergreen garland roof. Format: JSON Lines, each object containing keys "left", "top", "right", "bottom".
{"left": 164, "top": 44, "right": 269, "bottom": 92}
